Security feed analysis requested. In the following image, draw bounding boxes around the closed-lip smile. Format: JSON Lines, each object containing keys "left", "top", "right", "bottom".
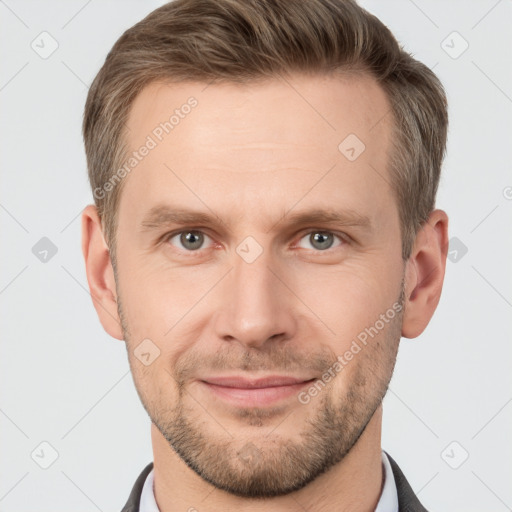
{"left": 199, "top": 375, "right": 317, "bottom": 407}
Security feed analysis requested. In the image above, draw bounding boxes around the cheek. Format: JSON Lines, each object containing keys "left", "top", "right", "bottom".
{"left": 304, "top": 268, "right": 394, "bottom": 339}
{"left": 325, "top": 315, "right": 401, "bottom": 398}
{"left": 128, "top": 349, "right": 179, "bottom": 408}
{"left": 116, "top": 257, "right": 199, "bottom": 338}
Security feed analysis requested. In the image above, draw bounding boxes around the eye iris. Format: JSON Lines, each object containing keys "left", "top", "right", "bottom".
{"left": 180, "top": 231, "right": 203, "bottom": 250}
{"left": 311, "top": 232, "right": 333, "bottom": 250}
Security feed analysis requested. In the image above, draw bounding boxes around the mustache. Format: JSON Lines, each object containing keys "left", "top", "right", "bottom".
{"left": 172, "top": 344, "right": 338, "bottom": 383}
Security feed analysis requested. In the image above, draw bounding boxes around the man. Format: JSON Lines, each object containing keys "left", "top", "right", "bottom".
{"left": 81, "top": 0, "right": 448, "bottom": 510}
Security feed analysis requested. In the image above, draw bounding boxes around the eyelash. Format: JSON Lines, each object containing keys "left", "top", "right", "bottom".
{"left": 162, "top": 228, "right": 348, "bottom": 256}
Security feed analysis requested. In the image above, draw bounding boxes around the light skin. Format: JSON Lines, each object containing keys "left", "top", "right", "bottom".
{"left": 82, "top": 73, "right": 448, "bottom": 511}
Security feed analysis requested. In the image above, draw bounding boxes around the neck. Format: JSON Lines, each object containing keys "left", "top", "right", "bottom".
{"left": 151, "top": 405, "right": 384, "bottom": 512}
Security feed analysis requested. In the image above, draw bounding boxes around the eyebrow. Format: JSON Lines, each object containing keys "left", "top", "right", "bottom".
{"left": 140, "top": 205, "right": 373, "bottom": 233}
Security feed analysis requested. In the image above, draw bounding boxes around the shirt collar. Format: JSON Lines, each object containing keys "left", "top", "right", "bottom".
{"left": 376, "top": 450, "right": 399, "bottom": 512}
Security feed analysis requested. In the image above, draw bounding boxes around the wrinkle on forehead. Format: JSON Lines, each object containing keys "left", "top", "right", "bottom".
{"left": 125, "top": 73, "right": 392, "bottom": 162}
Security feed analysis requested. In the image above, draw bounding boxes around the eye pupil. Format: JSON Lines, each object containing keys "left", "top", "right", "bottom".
{"left": 311, "top": 232, "right": 334, "bottom": 250}
{"left": 181, "top": 231, "right": 203, "bottom": 250}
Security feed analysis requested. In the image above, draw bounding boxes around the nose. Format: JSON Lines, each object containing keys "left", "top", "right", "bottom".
{"left": 213, "top": 248, "right": 297, "bottom": 350}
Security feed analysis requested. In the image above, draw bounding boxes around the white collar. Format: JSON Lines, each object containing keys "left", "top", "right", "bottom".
{"left": 140, "top": 450, "right": 398, "bottom": 512}
{"left": 376, "top": 450, "right": 399, "bottom": 512}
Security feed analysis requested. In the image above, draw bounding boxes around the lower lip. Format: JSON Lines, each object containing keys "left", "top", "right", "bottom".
{"left": 201, "top": 380, "right": 315, "bottom": 407}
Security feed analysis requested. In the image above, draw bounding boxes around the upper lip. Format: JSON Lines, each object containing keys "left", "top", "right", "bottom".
{"left": 201, "top": 375, "right": 316, "bottom": 389}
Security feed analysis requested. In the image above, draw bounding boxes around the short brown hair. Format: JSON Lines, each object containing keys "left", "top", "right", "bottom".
{"left": 83, "top": 0, "right": 448, "bottom": 263}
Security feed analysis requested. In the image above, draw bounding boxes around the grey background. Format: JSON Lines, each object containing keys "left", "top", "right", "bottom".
{"left": 1, "top": 0, "right": 511, "bottom": 510}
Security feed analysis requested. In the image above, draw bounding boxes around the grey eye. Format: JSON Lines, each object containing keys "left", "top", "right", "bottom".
{"left": 169, "top": 230, "right": 212, "bottom": 251}
{"left": 298, "top": 231, "right": 342, "bottom": 251}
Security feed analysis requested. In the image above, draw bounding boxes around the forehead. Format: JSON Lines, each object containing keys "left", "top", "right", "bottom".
{"left": 126, "top": 72, "right": 391, "bottom": 156}
{"left": 120, "top": 73, "right": 394, "bottom": 229}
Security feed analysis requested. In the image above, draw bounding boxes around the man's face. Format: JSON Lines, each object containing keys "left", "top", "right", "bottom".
{"left": 115, "top": 73, "right": 405, "bottom": 497}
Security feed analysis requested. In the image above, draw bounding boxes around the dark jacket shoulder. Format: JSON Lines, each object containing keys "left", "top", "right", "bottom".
{"left": 121, "top": 461, "right": 153, "bottom": 512}
{"left": 384, "top": 450, "right": 429, "bottom": 512}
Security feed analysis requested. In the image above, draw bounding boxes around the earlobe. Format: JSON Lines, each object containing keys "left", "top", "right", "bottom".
{"left": 401, "top": 209, "right": 449, "bottom": 339}
{"left": 81, "top": 204, "right": 124, "bottom": 340}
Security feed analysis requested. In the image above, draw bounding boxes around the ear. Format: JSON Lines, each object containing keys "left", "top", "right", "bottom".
{"left": 401, "top": 209, "right": 449, "bottom": 339}
{"left": 81, "top": 204, "right": 124, "bottom": 340}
